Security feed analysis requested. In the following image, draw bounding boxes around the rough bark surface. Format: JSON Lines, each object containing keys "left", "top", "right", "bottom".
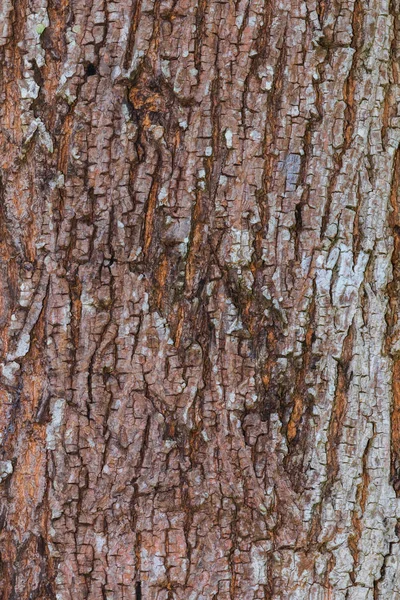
{"left": 1, "top": 0, "right": 400, "bottom": 598}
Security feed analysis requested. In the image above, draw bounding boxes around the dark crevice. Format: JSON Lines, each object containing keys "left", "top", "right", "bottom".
{"left": 85, "top": 63, "right": 97, "bottom": 77}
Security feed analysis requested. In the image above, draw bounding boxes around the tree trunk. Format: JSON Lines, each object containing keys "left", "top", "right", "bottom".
{"left": 1, "top": 0, "right": 400, "bottom": 598}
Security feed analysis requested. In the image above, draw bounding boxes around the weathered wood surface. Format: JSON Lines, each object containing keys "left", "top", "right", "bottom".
{"left": 1, "top": 0, "right": 400, "bottom": 598}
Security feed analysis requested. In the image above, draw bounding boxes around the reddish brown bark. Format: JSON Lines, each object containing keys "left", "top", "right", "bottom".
{"left": 1, "top": 0, "right": 400, "bottom": 598}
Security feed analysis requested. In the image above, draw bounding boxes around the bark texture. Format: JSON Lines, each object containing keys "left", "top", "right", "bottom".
{"left": 1, "top": 0, "right": 400, "bottom": 598}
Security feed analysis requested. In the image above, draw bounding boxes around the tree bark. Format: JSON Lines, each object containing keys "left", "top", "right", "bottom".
{"left": 1, "top": 0, "right": 400, "bottom": 598}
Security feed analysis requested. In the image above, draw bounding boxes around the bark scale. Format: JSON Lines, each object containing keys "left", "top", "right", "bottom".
{"left": 1, "top": 0, "right": 400, "bottom": 598}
